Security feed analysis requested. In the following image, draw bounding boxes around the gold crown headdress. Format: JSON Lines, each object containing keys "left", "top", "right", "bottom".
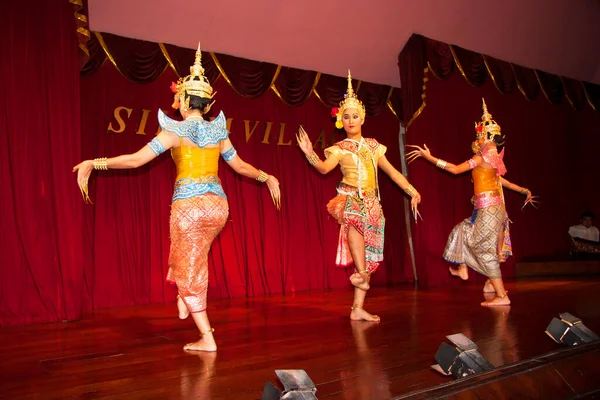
{"left": 332, "top": 69, "right": 366, "bottom": 129}
{"left": 170, "top": 42, "right": 214, "bottom": 109}
{"left": 474, "top": 98, "right": 502, "bottom": 141}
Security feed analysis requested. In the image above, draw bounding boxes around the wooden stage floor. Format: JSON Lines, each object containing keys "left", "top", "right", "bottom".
{"left": 1, "top": 276, "right": 599, "bottom": 399}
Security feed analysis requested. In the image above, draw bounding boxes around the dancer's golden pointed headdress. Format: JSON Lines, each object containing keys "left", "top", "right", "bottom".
{"left": 332, "top": 69, "right": 366, "bottom": 129}
{"left": 170, "top": 42, "right": 213, "bottom": 109}
{"left": 474, "top": 98, "right": 502, "bottom": 141}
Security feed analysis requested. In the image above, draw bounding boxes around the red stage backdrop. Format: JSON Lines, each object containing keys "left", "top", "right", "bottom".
{"left": 79, "top": 63, "right": 411, "bottom": 311}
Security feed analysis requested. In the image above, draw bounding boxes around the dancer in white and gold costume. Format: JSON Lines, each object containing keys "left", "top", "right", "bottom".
{"left": 297, "top": 70, "right": 422, "bottom": 321}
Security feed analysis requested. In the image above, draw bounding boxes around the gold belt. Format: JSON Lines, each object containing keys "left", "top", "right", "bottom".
{"left": 361, "top": 188, "right": 378, "bottom": 198}
{"left": 175, "top": 176, "right": 220, "bottom": 188}
{"left": 471, "top": 189, "right": 501, "bottom": 203}
{"left": 338, "top": 183, "right": 378, "bottom": 198}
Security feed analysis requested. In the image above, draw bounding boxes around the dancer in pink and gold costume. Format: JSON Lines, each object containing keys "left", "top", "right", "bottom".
{"left": 74, "top": 44, "right": 281, "bottom": 351}
{"left": 407, "top": 99, "right": 537, "bottom": 307}
{"left": 297, "top": 70, "right": 422, "bottom": 322}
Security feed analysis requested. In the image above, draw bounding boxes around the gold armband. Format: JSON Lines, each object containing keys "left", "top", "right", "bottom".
{"left": 93, "top": 157, "right": 108, "bottom": 170}
{"left": 256, "top": 170, "right": 269, "bottom": 183}
{"left": 436, "top": 159, "right": 447, "bottom": 170}
{"left": 404, "top": 184, "right": 418, "bottom": 198}
{"left": 306, "top": 152, "right": 320, "bottom": 166}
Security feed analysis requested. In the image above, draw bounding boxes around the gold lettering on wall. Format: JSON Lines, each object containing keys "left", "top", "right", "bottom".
{"left": 261, "top": 122, "right": 274, "bottom": 144}
{"left": 136, "top": 109, "right": 152, "bottom": 135}
{"left": 104, "top": 107, "right": 338, "bottom": 148}
{"left": 313, "top": 129, "right": 328, "bottom": 149}
{"left": 107, "top": 106, "right": 133, "bottom": 133}
{"left": 277, "top": 123, "right": 292, "bottom": 146}
{"left": 244, "top": 120, "right": 260, "bottom": 143}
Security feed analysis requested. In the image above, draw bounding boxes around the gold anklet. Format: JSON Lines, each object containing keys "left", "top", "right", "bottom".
{"left": 200, "top": 328, "right": 215, "bottom": 337}
{"left": 351, "top": 304, "right": 363, "bottom": 310}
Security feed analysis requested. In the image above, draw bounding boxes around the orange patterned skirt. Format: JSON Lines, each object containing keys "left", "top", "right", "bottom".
{"left": 166, "top": 194, "right": 228, "bottom": 312}
{"left": 326, "top": 186, "right": 385, "bottom": 274}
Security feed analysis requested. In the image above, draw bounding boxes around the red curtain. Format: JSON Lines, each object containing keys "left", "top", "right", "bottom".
{"left": 0, "top": 0, "right": 84, "bottom": 325}
{"left": 79, "top": 62, "right": 411, "bottom": 310}
{"left": 404, "top": 72, "right": 600, "bottom": 287}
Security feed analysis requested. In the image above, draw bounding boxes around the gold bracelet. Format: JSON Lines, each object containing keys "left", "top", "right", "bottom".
{"left": 404, "top": 184, "right": 418, "bottom": 198}
{"left": 93, "top": 157, "right": 108, "bottom": 170}
{"left": 256, "top": 170, "right": 269, "bottom": 183}
{"left": 306, "top": 152, "right": 320, "bottom": 166}
{"left": 521, "top": 188, "right": 529, "bottom": 195}
{"left": 436, "top": 159, "right": 447, "bottom": 170}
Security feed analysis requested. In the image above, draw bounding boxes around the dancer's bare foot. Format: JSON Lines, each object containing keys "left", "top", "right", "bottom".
{"left": 350, "top": 272, "right": 370, "bottom": 291}
{"left": 481, "top": 294, "right": 511, "bottom": 307}
{"left": 183, "top": 330, "right": 217, "bottom": 352}
{"left": 483, "top": 279, "right": 496, "bottom": 293}
{"left": 350, "top": 305, "right": 380, "bottom": 322}
{"left": 177, "top": 295, "right": 190, "bottom": 320}
{"left": 449, "top": 264, "right": 469, "bottom": 280}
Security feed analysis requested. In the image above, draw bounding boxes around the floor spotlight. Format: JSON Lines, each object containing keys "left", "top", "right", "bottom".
{"left": 545, "top": 312, "right": 599, "bottom": 346}
{"left": 431, "top": 333, "right": 494, "bottom": 378}
{"left": 261, "top": 369, "right": 317, "bottom": 400}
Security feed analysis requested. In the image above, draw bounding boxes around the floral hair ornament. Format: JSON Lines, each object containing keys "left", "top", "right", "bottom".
{"left": 170, "top": 42, "right": 214, "bottom": 109}
{"left": 333, "top": 69, "right": 366, "bottom": 129}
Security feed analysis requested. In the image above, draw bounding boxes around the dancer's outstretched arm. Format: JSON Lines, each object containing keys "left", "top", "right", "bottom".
{"left": 296, "top": 126, "right": 339, "bottom": 174}
{"left": 220, "top": 138, "right": 281, "bottom": 210}
{"left": 378, "top": 156, "right": 421, "bottom": 214}
{"left": 499, "top": 177, "right": 538, "bottom": 208}
{"left": 73, "top": 130, "right": 177, "bottom": 201}
{"left": 406, "top": 143, "right": 482, "bottom": 175}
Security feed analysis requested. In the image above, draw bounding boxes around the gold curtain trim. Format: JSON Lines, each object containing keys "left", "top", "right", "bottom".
{"left": 95, "top": 32, "right": 169, "bottom": 84}
{"left": 69, "top": 0, "right": 90, "bottom": 57}
{"left": 482, "top": 55, "right": 504, "bottom": 94}
{"left": 406, "top": 67, "right": 429, "bottom": 130}
{"left": 271, "top": 72, "right": 321, "bottom": 107}
{"left": 581, "top": 82, "right": 597, "bottom": 111}
{"left": 426, "top": 61, "right": 440, "bottom": 80}
{"left": 313, "top": 77, "right": 362, "bottom": 108}
{"left": 509, "top": 63, "right": 532, "bottom": 101}
{"left": 448, "top": 44, "right": 477, "bottom": 87}
{"left": 159, "top": 43, "right": 179, "bottom": 78}
{"left": 95, "top": 32, "right": 121, "bottom": 73}
{"left": 312, "top": 86, "right": 327, "bottom": 106}
{"left": 386, "top": 87, "right": 400, "bottom": 121}
{"left": 210, "top": 52, "right": 275, "bottom": 98}
{"left": 560, "top": 77, "right": 577, "bottom": 110}
{"left": 270, "top": 65, "right": 282, "bottom": 87}
{"left": 90, "top": 31, "right": 401, "bottom": 115}
{"left": 534, "top": 70, "right": 554, "bottom": 104}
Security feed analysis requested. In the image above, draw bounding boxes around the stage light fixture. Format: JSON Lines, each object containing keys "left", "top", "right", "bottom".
{"left": 261, "top": 369, "right": 318, "bottom": 400}
{"left": 431, "top": 333, "right": 494, "bottom": 378}
{"left": 545, "top": 312, "right": 599, "bottom": 346}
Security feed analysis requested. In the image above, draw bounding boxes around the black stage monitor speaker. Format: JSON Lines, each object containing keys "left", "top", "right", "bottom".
{"left": 261, "top": 370, "right": 317, "bottom": 400}
{"left": 431, "top": 333, "right": 494, "bottom": 378}
{"left": 545, "top": 312, "right": 599, "bottom": 346}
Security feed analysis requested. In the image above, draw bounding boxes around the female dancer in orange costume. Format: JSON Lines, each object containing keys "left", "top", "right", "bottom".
{"left": 407, "top": 99, "right": 537, "bottom": 306}
{"left": 74, "top": 44, "right": 281, "bottom": 350}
